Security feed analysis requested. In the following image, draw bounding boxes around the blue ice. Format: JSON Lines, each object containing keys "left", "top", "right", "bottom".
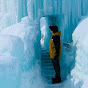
{"left": 0, "top": 0, "right": 88, "bottom": 88}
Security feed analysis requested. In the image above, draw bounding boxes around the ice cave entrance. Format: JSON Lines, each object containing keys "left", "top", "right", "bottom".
{"left": 40, "top": 15, "right": 58, "bottom": 50}
{"left": 40, "top": 15, "right": 59, "bottom": 83}
{"left": 40, "top": 15, "right": 76, "bottom": 83}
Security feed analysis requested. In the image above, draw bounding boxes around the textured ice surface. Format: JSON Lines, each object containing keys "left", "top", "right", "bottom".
{"left": 0, "top": 35, "right": 24, "bottom": 59}
{"left": 1, "top": 16, "right": 41, "bottom": 60}
{"left": 0, "top": 35, "right": 23, "bottom": 88}
{"left": 0, "top": 54, "right": 20, "bottom": 88}
{"left": 0, "top": 17, "right": 43, "bottom": 88}
{"left": 71, "top": 17, "right": 88, "bottom": 88}
{"left": 0, "top": 0, "right": 28, "bottom": 29}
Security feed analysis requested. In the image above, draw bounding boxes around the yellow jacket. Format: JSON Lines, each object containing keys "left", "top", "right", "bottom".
{"left": 49, "top": 31, "right": 61, "bottom": 59}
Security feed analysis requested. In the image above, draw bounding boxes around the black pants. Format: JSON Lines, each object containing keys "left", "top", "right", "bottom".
{"left": 52, "top": 58, "right": 61, "bottom": 79}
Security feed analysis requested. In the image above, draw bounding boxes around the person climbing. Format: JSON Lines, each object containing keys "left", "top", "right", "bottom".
{"left": 48, "top": 26, "right": 61, "bottom": 84}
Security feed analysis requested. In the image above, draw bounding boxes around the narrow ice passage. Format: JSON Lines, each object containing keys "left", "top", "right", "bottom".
{"left": 41, "top": 45, "right": 65, "bottom": 88}
{"left": 40, "top": 18, "right": 75, "bottom": 87}
{"left": 40, "top": 17, "right": 88, "bottom": 88}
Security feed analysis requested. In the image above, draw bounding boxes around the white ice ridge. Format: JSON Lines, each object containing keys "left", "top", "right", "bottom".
{"left": 0, "top": 16, "right": 43, "bottom": 88}
{"left": 0, "top": 35, "right": 22, "bottom": 88}
{"left": 71, "top": 17, "right": 88, "bottom": 88}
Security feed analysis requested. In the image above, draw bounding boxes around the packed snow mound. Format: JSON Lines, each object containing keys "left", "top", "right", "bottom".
{"left": 71, "top": 17, "right": 88, "bottom": 88}
{"left": 0, "top": 35, "right": 22, "bottom": 88}
{"left": 1, "top": 17, "right": 35, "bottom": 41}
{"left": 0, "top": 53, "right": 19, "bottom": 67}
{"left": 0, "top": 54, "right": 20, "bottom": 88}
{"left": 0, "top": 16, "right": 43, "bottom": 88}
{"left": 0, "top": 35, "right": 24, "bottom": 59}
{"left": 0, "top": 35, "right": 23, "bottom": 88}
{"left": 0, "top": 16, "right": 40, "bottom": 60}
{"left": 0, "top": 16, "right": 41, "bottom": 68}
{"left": 72, "top": 17, "right": 88, "bottom": 52}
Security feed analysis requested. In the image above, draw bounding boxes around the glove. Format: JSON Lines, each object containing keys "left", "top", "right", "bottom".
{"left": 54, "top": 54, "right": 59, "bottom": 60}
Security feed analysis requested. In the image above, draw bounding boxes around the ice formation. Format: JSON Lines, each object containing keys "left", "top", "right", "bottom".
{"left": 0, "top": 35, "right": 23, "bottom": 88}
{"left": 71, "top": 17, "right": 88, "bottom": 88}
{"left": 0, "top": 16, "right": 44, "bottom": 88}
{"left": 0, "top": 0, "right": 88, "bottom": 88}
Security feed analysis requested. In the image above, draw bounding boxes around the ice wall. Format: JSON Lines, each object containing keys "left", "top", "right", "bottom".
{"left": 71, "top": 17, "right": 88, "bottom": 88}
{"left": 1, "top": 16, "right": 41, "bottom": 70}
{"left": 0, "top": 17, "right": 44, "bottom": 88}
{"left": 40, "top": 16, "right": 56, "bottom": 50}
{"left": 1, "top": 0, "right": 88, "bottom": 41}
{"left": 0, "top": 0, "right": 28, "bottom": 30}
{"left": 0, "top": 0, "right": 88, "bottom": 87}
{"left": 0, "top": 35, "right": 23, "bottom": 88}
{"left": 27, "top": 0, "right": 88, "bottom": 42}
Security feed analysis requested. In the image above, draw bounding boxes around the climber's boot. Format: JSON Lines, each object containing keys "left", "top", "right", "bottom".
{"left": 52, "top": 77, "right": 61, "bottom": 84}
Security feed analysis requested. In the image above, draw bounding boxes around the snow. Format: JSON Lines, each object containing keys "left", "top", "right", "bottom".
{"left": 71, "top": 17, "right": 88, "bottom": 88}
{"left": 0, "top": 41, "right": 20, "bottom": 88}
{"left": 0, "top": 16, "right": 43, "bottom": 88}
